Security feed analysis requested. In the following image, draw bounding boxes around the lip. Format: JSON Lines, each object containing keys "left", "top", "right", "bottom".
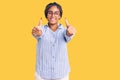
{"left": 50, "top": 18, "right": 55, "bottom": 20}
{"left": 50, "top": 18, "right": 56, "bottom": 21}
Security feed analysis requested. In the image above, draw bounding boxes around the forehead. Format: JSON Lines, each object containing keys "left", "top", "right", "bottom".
{"left": 48, "top": 6, "right": 60, "bottom": 11}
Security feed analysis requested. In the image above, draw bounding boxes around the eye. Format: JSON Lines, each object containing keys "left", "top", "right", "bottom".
{"left": 54, "top": 12, "right": 60, "bottom": 15}
{"left": 48, "top": 11, "right": 52, "bottom": 15}
{"left": 47, "top": 11, "right": 60, "bottom": 16}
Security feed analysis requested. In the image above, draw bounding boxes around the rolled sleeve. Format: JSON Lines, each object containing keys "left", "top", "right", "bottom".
{"left": 64, "top": 29, "right": 74, "bottom": 42}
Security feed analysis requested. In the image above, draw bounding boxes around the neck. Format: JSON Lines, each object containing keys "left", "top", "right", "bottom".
{"left": 48, "top": 23, "right": 58, "bottom": 31}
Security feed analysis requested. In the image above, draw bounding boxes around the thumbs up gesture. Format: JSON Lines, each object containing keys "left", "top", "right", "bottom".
{"left": 32, "top": 18, "right": 43, "bottom": 36}
{"left": 65, "top": 18, "right": 76, "bottom": 37}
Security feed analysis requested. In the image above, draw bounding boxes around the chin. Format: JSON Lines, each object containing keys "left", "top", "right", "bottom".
{"left": 49, "top": 21, "right": 57, "bottom": 25}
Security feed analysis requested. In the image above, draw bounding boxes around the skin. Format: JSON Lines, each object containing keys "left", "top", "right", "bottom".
{"left": 32, "top": 6, "right": 76, "bottom": 37}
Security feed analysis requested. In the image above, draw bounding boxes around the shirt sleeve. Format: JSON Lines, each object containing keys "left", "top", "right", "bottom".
{"left": 64, "top": 28, "right": 74, "bottom": 42}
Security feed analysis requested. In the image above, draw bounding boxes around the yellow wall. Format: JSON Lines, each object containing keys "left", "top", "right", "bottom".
{"left": 0, "top": 0, "right": 120, "bottom": 80}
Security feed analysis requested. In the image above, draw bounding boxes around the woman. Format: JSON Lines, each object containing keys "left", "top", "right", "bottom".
{"left": 32, "top": 2, "right": 76, "bottom": 80}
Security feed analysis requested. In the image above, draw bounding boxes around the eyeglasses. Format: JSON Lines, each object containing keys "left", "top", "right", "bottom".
{"left": 47, "top": 11, "right": 60, "bottom": 16}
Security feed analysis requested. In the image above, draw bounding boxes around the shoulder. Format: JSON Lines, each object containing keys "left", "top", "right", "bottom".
{"left": 58, "top": 24, "right": 66, "bottom": 30}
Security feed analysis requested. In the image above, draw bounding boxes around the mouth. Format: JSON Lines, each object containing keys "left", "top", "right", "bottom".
{"left": 50, "top": 18, "right": 56, "bottom": 21}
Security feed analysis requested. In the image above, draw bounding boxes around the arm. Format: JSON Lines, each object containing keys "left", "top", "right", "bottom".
{"left": 64, "top": 18, "right": 76, "bottom": 42}
{"left": 32, "top": 17, "right": 43, "bottom": 40}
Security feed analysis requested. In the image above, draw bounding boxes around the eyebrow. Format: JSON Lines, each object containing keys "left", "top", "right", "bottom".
{"left": 48, "top": 10, "right": 60, "bottom": 12}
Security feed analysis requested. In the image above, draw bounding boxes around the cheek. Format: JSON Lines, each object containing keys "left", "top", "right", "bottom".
{"left": 58, "top": 15, "right": 61, "bottom": 19}
{"left": 56, "top": 16, "right": 60, "bottom": 21}
{"left": 46, "top": 17, "right": 50, "bottom": 21}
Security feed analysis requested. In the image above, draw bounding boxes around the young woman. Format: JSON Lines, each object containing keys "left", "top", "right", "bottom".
{"left": 32, "top": 2, "right": 76, "bottom": 80}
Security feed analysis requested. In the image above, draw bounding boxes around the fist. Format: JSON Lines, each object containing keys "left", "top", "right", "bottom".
{"left": 32, "top": 18, "right": 42, "bottom": 36}
{"left": 32, "top": 27, "right": 42, "bottom": 36}
{"left": 65, "top": 18, "right": 76, "bottom": 36}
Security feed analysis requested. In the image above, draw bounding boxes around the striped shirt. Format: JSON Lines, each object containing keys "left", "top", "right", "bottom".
{"left": 34, "top": 24, "right": 73, "bottom": 79}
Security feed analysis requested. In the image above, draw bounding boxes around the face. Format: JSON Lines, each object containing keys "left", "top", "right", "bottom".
{"left": 47, "top": 6, "right": 61, "bottom": 25}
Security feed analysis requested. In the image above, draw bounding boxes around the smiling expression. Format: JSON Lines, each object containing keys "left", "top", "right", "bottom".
{"left": 47, "top": 6, "right": 61, "bottom": 25}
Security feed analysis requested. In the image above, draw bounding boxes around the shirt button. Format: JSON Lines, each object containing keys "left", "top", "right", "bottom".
{"left": 52, "top": 56, "right": 55, "bottom": 58}
{"left": 53, "top": 44, "right": 55, "bottom": 46}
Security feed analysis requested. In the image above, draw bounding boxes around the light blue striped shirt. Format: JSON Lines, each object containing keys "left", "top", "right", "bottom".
{"left": 34, "top": 24, "right": 73, "bottom": 79}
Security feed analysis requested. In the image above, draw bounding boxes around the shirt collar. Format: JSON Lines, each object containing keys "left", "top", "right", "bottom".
{"left": 44, "top": 23, "right": 63, "bottom": 29}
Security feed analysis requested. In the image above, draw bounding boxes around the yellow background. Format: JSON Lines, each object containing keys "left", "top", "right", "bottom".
{"left": 0, "top": 0, "right": 120, "bottom": 80}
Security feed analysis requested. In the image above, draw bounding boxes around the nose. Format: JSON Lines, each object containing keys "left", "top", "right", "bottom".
{"left": 51, "top": 13, "right": 55, "bottom": 17}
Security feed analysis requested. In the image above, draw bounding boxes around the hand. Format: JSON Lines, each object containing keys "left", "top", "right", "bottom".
{"left": 32, "top": 18, "right": 42, "bottom": 36}
{"left": 65, "top": 18, "right": 76, "bottom": 37}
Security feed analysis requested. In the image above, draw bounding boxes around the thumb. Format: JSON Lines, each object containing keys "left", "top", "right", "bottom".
{"left": 38, "top": 17, "right": 42, "bottom": 29}
{"left": 65, "top": 18, "right": 70, "bottom": 28}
